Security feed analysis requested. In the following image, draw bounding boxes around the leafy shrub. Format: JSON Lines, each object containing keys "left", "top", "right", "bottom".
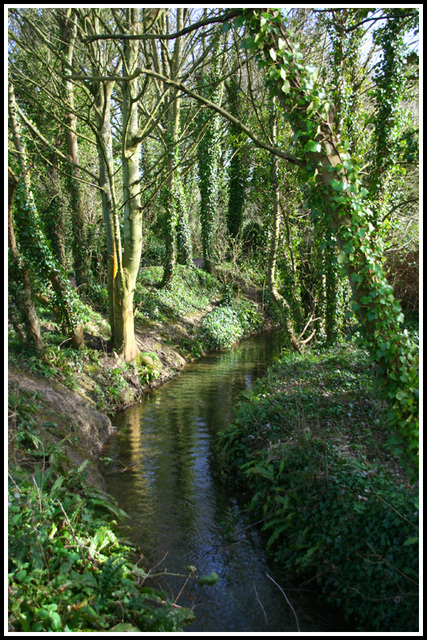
{"left": 198, "top": 299, "right": 263, "bottom": 351}
{"left": 219, "top": 344, "right": 419, "bottom": 631}
{"left": 241, "top": 441, "right": 418, "bottom": 631}
{"left": 8, "top": 459, "right": 194, "bottom": 632}
{"left": 198, "top": 306, "right": 244, "bottom": 351}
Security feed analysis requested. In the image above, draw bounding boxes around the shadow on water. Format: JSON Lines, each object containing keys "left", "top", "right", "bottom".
{"left": 102, "top": 333, "right": 349, "bottom": 632}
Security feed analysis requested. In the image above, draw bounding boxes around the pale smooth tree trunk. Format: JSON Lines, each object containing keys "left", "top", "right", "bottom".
{"left": 116, "top": 8, "right": 143, "bottom": 360}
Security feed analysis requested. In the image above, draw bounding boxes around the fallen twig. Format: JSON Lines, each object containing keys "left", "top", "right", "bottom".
{"left": 254, "top": 582, "right": 268, "bottom": 624}
{"left": 105, "top": 461, "right": 137, "bottom": 475}
{"left": 266, "top": 573, "right": 300, "bottom": 632}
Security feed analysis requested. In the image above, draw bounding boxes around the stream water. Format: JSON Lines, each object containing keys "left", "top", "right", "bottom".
{"left": 102, "top": 333, "right": 346, "bottom": 632}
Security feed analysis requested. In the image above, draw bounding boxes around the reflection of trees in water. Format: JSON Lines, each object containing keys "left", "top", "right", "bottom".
{"left": 104, "top": 333, "right": 347, "bottom": 630}
{"left": 106, "top": 334, "right": 283, "bottom": 613}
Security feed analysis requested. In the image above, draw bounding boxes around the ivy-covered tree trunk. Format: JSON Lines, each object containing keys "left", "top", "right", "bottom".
{"left": 161, "top": 10, "right": 185, "bottom": 287}
{"left": 198, "top": 35, "right": 223, "bottom": 275}
{"left": 9, "top": 82, "right": 83, "bottom": 349}
{"left": 226, "top": 76, "right": 247, "bottom": 239}
{"left": 176, "top": 185, "right": 193, "bottom": 267}
{"left": 8, "top": 167, "right": 43, "bottom": 351}
{"left": 267, "top": 114, "right": 302, "bottom": 353}
{"left": 368, "top": 9, "right": 417, "bottom": 225}
{"left": 243, "top": 8, "right": 419, "bottom": 471}
{"left": 198, "top": 109, "right": 220, "bottom": 275}
{"left": 313, "top": 226, "right": 345, "bottom": 345}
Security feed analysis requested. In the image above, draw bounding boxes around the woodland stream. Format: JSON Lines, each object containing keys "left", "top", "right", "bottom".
{"left": 102, "top": 333, "right": 346, "bottom": 632}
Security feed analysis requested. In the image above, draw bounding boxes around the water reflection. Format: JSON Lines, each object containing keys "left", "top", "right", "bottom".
{"left": 103, "top": 334, "right": 345, "bottom": 632}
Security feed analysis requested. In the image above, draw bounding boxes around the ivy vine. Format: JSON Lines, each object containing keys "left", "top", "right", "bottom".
{"left": 197, "top": 33, "right": 223, "bottom": 273}
{"left": 238, "top": 8, "right": 419, "bottom": 473}
{"left": 13, "top": 179, "right": 84, "bottom": 339}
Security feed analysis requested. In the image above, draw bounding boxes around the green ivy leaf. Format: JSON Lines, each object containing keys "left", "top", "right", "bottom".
{"left": 241, "top": 37, "right": 256, "bottom": 50}
{"left": 304, "top": 140, "right": 321, "bottom": 153}
{"left": 281, "top": 79, "right": 291, "bottom": 94}
{"left": 330, "top": 179, "right": 346, "bottom": 193}
{"left": 199, "top": 571, "right": 219, "bottom": 586}
{"left": 403, "top": 536, "right": 419, "bottom": 547}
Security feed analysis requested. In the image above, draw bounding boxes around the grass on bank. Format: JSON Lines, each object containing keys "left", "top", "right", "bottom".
{"left": 218, "top": 339, "right": 419, "bottom": 632}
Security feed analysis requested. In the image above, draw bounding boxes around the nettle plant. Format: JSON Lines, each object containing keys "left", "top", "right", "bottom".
{"left": 236, "top": 8, "right": 419, "bottom": 474}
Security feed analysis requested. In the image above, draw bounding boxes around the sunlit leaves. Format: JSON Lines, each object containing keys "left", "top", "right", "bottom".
{"left": 304, "top": 140, "right": 321, "bottom": 153}
{"left": 330, "top": 179, "right": 346, "bottom": 193}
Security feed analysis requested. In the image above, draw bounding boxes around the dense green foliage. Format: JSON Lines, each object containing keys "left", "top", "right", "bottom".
{"left": 8, "top": 470, "right": 193, "bottom": 632}
{"left": 12, "top": 180, "right": 83, "bottom": 335}
{"left": 8, "top": 392, "right": 194, "bottom": 632}
{"left": 8, "top": 7, "right": 419, "bottom": 633}
{"left": 219, "top": 342, "right": 419, "bottom": 631}
{"left": 241, "top": 7, "right": 419, "bottom": 475}
{"left": 197, "top": 296, "right": 263, "bottom": 352}
{"left": 135, "top": 265, "right": 221, "bottom": 324}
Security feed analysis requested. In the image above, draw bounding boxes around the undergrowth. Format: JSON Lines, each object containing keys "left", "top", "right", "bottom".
{"left": 134, "top": 264, "right": 221, "bottom": 324}
{"left": 197, "top": 294, "right": 264, "bottom": 352}
{"left": 218, "top": 342, "right": 419, "bottom": 632}
{"left": 7, "top": 392, "right": 198, "bottom": 632}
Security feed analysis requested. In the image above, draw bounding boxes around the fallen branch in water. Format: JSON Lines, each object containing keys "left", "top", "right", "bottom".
{"left": 105, "top": 460, "right": 137, "bottom": 475}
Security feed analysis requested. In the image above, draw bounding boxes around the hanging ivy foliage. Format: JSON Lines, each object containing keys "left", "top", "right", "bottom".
{"left": 13, "top": 179, "right": 84, "bottom": 342}
{"left": 226, "top": 75, "right": 247, "bottom": 239}
{"left": 197, "top": 34, "right": 223, "bottom": 274}
{"left": 238, "top": 8, "right": 419, "bottom": 474}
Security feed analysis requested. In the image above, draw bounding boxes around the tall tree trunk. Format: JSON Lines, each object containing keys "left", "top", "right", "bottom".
{"left": 176, "top": 185, "right": 193, "bottom": 267}
{"left": 96, "top": 83, "right": 121, "bottom": 338}
{"left": 118, "top": 8, "right": 143, "bottom": 360}
{"left": 198, "top": 34, "right": 223, "bottom": 275}
{"left": 161, "top": 9, "right": 187, "bottom": 286}
{"left": 85, "top": 9, "right": 141, "bottom": 361}
{"left": 58, "top": 9, "right": 91, "bottom": 287}
{"left": 8, "top": 167, "right": 43, "bottom": 351}
{"left": 84, "top": 10, "right": 123, "bottom": 347}
{"left": 267, "top": 115, "right": 302, "bottom": 352}
{"left": 226, "top": 76, "right": 247, "bottom": 239}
